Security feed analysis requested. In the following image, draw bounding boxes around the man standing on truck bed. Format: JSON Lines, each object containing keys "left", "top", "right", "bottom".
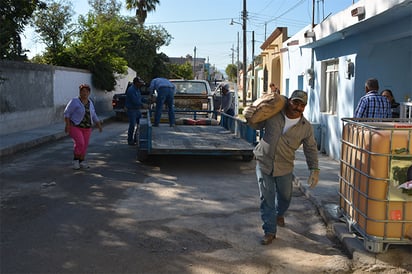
{"left": 126, "top": 76, "right": 146, "bottom": 145}
{"left": 220, "top": 83, "right": 235, "bottom": 116}
{"left": 149, "top": 77, "right": 176, "bottom": 127}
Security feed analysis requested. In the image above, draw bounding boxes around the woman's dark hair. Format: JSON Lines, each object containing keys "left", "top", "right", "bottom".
{"left": 381, "top": 89, "right": 396, "bottom": 103}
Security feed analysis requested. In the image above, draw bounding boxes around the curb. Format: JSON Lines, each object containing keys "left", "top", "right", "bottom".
{"left": 0, "top": 115, "right": 115, "bottom": 159}
{"left": 0, "top": 132, "right": 68, "bottom": 158}
{"left": 296, "top": 178, "right": 366, "bottom": 258}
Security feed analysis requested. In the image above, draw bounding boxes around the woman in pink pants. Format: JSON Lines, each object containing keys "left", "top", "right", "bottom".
{"left": 64, "top": 84, "right": 102, "bottom": 169}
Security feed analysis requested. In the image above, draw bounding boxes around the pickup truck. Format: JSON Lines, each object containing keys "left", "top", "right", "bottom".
{"left": 112, "top": 79, "right": 214, "bottom": 121}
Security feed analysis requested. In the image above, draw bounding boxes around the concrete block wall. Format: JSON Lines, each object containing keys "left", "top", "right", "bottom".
{"left": 0, "top": 61, "right": 135, "bottom": 136}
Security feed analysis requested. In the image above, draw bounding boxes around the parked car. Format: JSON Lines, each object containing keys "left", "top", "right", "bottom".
{"left": 112, "top": 83, "right": 151, "bottom": 120}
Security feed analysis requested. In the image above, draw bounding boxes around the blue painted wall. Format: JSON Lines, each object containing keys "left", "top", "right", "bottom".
{"left": 311, "top": 13, "right": 412, "bottom": 160}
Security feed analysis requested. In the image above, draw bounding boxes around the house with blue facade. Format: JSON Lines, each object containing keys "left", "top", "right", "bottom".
{"left": 281, "top": 0, "right": 412, "bottom": 160}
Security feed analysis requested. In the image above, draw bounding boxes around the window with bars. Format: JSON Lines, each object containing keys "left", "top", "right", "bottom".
{"left": 320, "top": 60, "right": 339, "bottom": 114}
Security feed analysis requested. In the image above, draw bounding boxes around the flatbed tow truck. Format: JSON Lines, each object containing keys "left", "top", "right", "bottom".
{"left": 136, "top": 110, "right": 257, "bottom": 162}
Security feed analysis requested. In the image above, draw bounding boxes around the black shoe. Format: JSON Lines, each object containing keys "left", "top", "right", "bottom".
{"left": 260, "top": 233, "right": 276, "bottom": 245}
{"left": 277, "top": 216, "right": 285, "bottom": 227}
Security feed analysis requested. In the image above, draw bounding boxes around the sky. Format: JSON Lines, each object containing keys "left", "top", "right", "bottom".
{"left": 22, "top": 0, "right": 357, "bottom": 72}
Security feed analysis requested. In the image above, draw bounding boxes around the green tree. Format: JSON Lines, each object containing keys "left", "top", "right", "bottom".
{"left": 69, "top": 12, "right": 129, "bottom": 90}
{"left": 31, "top": 0, "right": 74, "bottom": 64}
{"left": 151, "top": 52, "right": 171, "bottom": 79}
{"left": 167, "top": 62, "right": 193, "bottom": 80}
{"left": 88, "top": 0, "right": 121, "bottom": 15}
{"left": 121, "top": 17, "right": 171, "bottom": 81}
{"left": 0, "top": 0, "right": 46, "bottom": 60}
{"left": 225, "top": 64, "right": 238, "bottom": 82}
{"left": 125, "top": 0, "right": 159, "bottom": 25}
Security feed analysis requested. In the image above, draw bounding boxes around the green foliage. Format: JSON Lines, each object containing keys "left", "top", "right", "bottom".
{"left": 70, "top": 13, "right": 128, "bottom": 90}
{"left": 31, "top": 0, "right": 74, "bottom": 65}
{"left": 147, "top": 52, "right": 170, "bottom": 79}
{"left": 0, "top": 0, "right": 46, "bottom": 60}
{"left": 88, "top": 0, "right": 121, "bottom": 15}
{"left": 27, "top": 0, "right": 171, "bottom": 90}
{"left": 121, "top": 17, "right": 172, "bottom": 81}
{"left": 225, "top": 64, "right": 238, "bottom": 82}
{"left": 167, "top": 62, "right": 194, "bottom": 80}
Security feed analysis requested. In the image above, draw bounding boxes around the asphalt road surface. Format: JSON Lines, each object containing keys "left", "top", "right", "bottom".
{"left": 0, "top": 121, "right": 407, "bottom": 274}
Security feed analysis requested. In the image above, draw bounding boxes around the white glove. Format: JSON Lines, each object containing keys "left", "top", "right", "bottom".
{"left": 308, "top": 169, "right": 320, "bottom": 189}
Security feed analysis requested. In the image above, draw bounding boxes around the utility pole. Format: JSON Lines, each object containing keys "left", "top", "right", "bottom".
{"left": 251, "top": 30, "right": 256, "bottom": 101}
{"left": 237, "top": 32, "right": 240, "bottom": 84}
{"left": 242, "top": 0, "right": 247, "bottom": 107}
{"left": 231, "top": 44, "right": 234, "bottom": 65}
{"left": 193, "top": 46, "right": 197, "bottom": 79}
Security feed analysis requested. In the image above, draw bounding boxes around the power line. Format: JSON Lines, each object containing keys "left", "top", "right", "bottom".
{"left": 146, "top": 17, "right": 233, "bottom": 25}
{"left": 266, "top": 0, "right": 306, "bottom": 24}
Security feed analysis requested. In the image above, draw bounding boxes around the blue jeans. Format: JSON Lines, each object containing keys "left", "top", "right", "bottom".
{"left": 127, "top": 109, "right": 141, "bottom": 143}
{"left": 256, "top": 163, "right": 293, "bottom": 234}
{"left": 154, "top": 87, "right": 175, "bottom": 126}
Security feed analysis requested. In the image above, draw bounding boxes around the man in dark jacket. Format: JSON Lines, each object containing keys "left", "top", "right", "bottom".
{"left": 125, "top": 76, "right": 146, "bottom": 145}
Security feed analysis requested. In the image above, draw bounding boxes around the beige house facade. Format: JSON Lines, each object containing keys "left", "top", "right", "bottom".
{"left": 258, "top": 27, "right": 288, "bottom": 96}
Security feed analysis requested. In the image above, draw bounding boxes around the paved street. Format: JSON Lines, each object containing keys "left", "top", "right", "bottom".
{"left": 0, "top": 121, "right": 411, "bottom": 273}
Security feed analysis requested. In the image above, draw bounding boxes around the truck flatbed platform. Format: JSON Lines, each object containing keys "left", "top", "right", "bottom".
{"left": 151, "top": 125, "right": 254, "bottom": 155}
{"left": 137, "top": 112, "right": 257, "bottom": 161}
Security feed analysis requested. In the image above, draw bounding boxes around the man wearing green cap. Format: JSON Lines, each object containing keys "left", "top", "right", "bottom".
{"left": 243, "top": 90, "right": 320, "bottom": 245}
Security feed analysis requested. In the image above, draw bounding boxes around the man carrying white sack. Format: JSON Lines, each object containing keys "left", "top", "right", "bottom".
{"left": 243, "top": 90, "right": 320, "bottom": 245}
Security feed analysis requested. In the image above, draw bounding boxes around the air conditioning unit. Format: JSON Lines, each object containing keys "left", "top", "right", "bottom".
{"left": 351, "top": 6, "right": 365, "bottom": 17}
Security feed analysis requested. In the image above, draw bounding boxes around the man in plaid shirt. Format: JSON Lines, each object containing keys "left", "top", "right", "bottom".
{"left": 354, "top": 78, "right": 391, "bottom": 118}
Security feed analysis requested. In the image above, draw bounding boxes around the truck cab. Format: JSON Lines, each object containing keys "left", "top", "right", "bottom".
{"left": 168, "top": 79, "right": 214, "bottom": 119}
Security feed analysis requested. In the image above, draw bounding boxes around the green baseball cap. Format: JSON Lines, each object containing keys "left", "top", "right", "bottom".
{"left": 290, "top": 90, "right": 308, "bottom": 104}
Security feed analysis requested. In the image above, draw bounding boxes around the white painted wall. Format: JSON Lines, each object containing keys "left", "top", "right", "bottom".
{"left": 0, "top": 61, "right": 135, "bottom": 135}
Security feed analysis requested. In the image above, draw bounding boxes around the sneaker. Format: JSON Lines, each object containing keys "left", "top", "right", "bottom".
{"left": 277, "top": 216, "right": 285, "bottom": 227}
{"left": 260, "top": 233, "right": 276, "bottom": 245}
{"left": 72, "top": 160, "right": 80, "bottom": 170}
{"left": 80, "top": 161, "right": 89, "bottom": 169}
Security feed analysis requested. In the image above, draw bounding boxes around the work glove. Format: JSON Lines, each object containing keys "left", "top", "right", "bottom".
{"left": 308, "top": 169, "right": 320, "bottom": 189}
{"left": 242, "top": 105, "right": 257, "bottom": 120}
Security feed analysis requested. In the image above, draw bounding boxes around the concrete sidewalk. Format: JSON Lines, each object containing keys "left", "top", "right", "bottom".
{"left": 0, "top": 113, "right": 115, "bottom": 158}
{"left": 0, "top": 115, "right": 410, "bottom": 269}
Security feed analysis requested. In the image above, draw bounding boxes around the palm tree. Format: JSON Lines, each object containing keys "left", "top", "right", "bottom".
{"left": 125, "top": 0, "right": 160, "bottom": 25}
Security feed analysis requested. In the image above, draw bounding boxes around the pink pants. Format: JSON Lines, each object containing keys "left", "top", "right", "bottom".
{"left": 69, "top": 126, "right": 92, "bottom": 156}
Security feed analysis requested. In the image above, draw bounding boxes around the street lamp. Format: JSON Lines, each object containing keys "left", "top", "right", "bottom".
{"left": 230, "top": 15, "right": 247, "bottom": 107}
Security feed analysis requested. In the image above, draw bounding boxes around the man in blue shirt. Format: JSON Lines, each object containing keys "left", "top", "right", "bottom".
{"left": 354, "top": 78, "right": 391, "bottom": 118}
{"left": 149, "top": 77, "right": 176, "bottom": 127}
{"left": 125, "top": 77, "right": 146, "bottom": 145}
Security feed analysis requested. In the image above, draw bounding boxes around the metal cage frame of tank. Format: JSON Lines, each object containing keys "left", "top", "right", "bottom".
{"left": 339, "top": 118, "right": 412, "bottom": 253}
